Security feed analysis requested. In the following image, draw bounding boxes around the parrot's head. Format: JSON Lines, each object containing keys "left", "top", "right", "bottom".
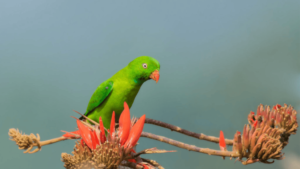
{"left": 127, "top": 56, "right": 160, "bottom": 84}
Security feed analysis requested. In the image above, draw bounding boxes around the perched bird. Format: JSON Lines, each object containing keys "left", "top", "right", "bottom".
{"left": 80, "top": 56, "right": 160, "bottom": 129}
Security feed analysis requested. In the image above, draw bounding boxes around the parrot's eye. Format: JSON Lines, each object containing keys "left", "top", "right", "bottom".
{"left": 142, "top": 63, "right": 147, "bottom": 69}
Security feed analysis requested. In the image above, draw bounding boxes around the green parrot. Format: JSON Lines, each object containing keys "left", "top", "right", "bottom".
{"left": 80, "top": 56, "right": 160, "bottom": 129}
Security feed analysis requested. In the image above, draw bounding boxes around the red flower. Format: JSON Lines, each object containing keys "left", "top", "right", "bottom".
{"left": 62, "top": 102, "right": 146, "bottom": 154}
{"left": 76, "top": 120, "right": 93, "bottom": 149}
{"left": 118, "top": 102, "right": 131, "bottom": 145}
{"left": 90, "top": 130, "right": 99, "bottom": 149}
{"left": 62, "top": 130, "right": 80, "bottom": 138}
{"left": 252, "top": 120, "right": 258, "bottom": 128}
{"left": 219, "top": 130, "right": 226, "bottom": 151}
{"left": 127, "top": 159, "right": 137, "bottom": 163}
{"left": 124, "top": 114, "right": 146, "bottom": 150}
{"left": 99, "top": 117, "right": 106, "bottom": 143}
{"left": 273, "top": 104, "right": 281, "bottom": 110}
{"left": 110, "top": 111, "right": 116, "bottom": 140}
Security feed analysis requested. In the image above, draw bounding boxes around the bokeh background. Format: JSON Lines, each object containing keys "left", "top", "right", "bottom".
{"left": 1, "top": 0, "right": 299, "bottom": 169}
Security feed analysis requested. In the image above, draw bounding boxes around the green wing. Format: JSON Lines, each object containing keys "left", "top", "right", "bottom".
{"left": 81, "top": 80, "right": 113, "bottom": 119}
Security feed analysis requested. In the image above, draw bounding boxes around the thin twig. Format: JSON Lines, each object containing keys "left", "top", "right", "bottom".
{"left": 9, "top": 128, "right": 81, "bottom": 154}
{"left": 39, "top": 136, "right": 79, "bottom": 146}
{"left": 145, "top": 118, "right": 233, "bottom": 145}
{"left": 132, "top": 147, "right": 176, "bottom": 158}
{"left": 141, "top": 158, "right": 164, "bottom": 169}
{"left": 72, "top": 110, "right": 100, "bottom": 127}
{"left": 141, "top": 132, "right": 238, "bottom": 158}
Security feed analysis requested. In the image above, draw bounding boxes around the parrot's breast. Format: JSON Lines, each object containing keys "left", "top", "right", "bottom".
{"left": 90, "top": 78, "right": 142, "bottom": 129}
{"left": 108, "top": 79, "right": 141, "bottom": 114}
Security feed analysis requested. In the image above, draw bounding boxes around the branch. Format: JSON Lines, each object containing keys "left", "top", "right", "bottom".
{"left": 132, "top": 147, "right": 176, "bottom": 158}
{"left": 141, "top": 158, "right": 164, "bottom": 169}
{"left": 145, "top": 118, "right": 233, "bottom": 145}
{"left": 9, "top": 128, "right": 79, "bottom": 153}
{"left": 41, "top": 136, "right": 77, "bottom": 146}
{"left": 141, "top": 132, "right": 238, "bottom": 158}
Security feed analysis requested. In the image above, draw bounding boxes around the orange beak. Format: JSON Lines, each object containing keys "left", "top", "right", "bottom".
{"left": 150, "top": 70, "right": 160, "bottom": 83}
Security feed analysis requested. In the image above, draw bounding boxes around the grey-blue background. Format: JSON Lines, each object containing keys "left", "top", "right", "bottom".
{"left": 1, "top": 0, "right": 299, "bottom": 169}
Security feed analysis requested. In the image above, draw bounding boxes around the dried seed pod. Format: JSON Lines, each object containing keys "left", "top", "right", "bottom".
{"left": 248, "top": 111, "right": 255, "bottom": 125}
{"left": 62, "top": 139, "right": 125, "bottom": 169}
{"left": 242, "top": 125, "right": 250, "bottom": 152}
{"left": 248, "top": 104, "right": 298, "bottom": 147}
{"left": 237, "top": 104, "right": 297, "bottom": 165}
{"left": 232, "top": 131, "right": 239, "bottom": 153}
{"left": 8, "top": 128, "right": 42, "bottom": 154}
{"left": 237, "top": 133, "right": 243, "bottom": 159}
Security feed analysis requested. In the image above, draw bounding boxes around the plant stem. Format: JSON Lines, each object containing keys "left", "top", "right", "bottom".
{"left": 39, "top": 136, "right": 79, "bottom": 146}
{"left": 145, "top": 118, "right": 233, "bottom": 145}
{"left": 141, "top": 132, "right": 238, "bottom": 158}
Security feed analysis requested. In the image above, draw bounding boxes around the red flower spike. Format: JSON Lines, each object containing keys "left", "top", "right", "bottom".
{"left": 127, "top": 159, "right": 137, "bottom": 163}
{"left": 286, "top": 106, "right": 292, "bottom": 115}
{"left": 248, "top": 112, "right": 256, "bottom": 124}
{"left": 119, "top": 102, "right": 131, "bottom": 145}
{"left": 248, "top": 127, "right": 254, "bottom": 140}
{"left": 76, "top": 120, "right": 93, "bottom": 149}
{"left": 271, "top": 111, "right": 276, "bottom": 118}
{"left": 273, "top": 104, "right": 281, "bottom": 110}
{"left": 292, "top": 114, "right": 297, "bottom": 121}
{"left": 219, "top": 130, "right": 226, "bottom": 151}
{"left": 93, "top": 130, "right": 100, "bottom": 145}
{"left": 99, "top": 117, "right": 106, "bottom": 143}
{"left": 275, "top": 113, "right": 281, "bottom": 124}
{"left": 91, "top": 130, "right": 100, "bottom": 149}
{"left": 110, "top": 111, "right": 116, "bottom": 140}
{"left": 242, "top": 125, "right": 250, "bottom": 150}
{"left": 62, "top": 130, "right": 80, "bottom": 138}
{"left": 232, "top": 131, "right": 239, "bottom": 152}
{"left": 253, "top": 121, "right": 258, "bottom": 128}
{"left": 237, "top": 134, "right": 243, "bottom": 157}
{"left": 257, "top": 106, "right": 262, "bottom": 116}
{"left": 94, "top": 126, "right": 101, "bottom": 143}
{"left": 259, "top": 104, "right": 264, "bottom": 113}
{"left": 90, "top": 130, "right": 96, "bottom": 149}
{"left": 124, "top": 114, "right": 146, "bottom": 149}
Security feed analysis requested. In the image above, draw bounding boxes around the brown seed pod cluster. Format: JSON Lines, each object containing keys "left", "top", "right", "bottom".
{"left": 233, "top": 124, "right": 285, "bottom": 164}
{"left": 61, "top": 138, "right": 125, "bottom": 169}
{"left": 234, "top": 104, "right": 298, "bottom": 165}
{"left": 8, "top": 128, "right": 42, "bottom": 153}
{"left": 248, "top": 104, "right": 298, "bottom": 146}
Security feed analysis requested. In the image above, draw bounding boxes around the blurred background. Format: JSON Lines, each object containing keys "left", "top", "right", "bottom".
{"left": 1, "top": 0, "right": 299, "bottom": 169}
